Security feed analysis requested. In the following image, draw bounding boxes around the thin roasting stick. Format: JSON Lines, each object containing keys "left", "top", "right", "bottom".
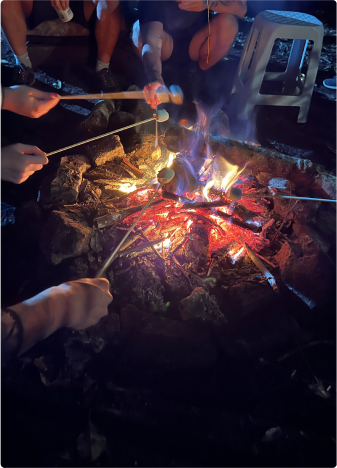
{"left": 244, "top": 243, "right": 278, "bottom": 292}
{"left": 46, "top": 117, "right": 155, "bottom": 157}
{"left": 207, "top": 0, "right": 210, "bottom": 64}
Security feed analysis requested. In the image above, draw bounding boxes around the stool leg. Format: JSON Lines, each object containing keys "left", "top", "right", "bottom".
{"left": 237, "top": 31, "right": 275, "bottom": 119}
{"left": 296, "top": 32, "right": 323, "bottom": 123}
{"left": 238, "top": 26, "right": 260, "bottom": 85}
{"left": 283, "top": 39, "right": 308, "bottom": 95}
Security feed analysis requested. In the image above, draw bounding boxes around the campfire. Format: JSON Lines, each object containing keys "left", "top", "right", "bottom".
{"left": 38, "top": 110, "right": 335, "bottom": 318}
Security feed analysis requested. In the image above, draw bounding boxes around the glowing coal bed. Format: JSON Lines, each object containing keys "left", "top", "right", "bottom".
{"left": 111, "top": 154, "right": 269, "bottom": 265}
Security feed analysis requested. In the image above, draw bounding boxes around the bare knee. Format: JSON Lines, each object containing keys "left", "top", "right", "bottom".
{"left": 216, "top": 13, "right": 239, "bottom": 44}
{"left": 2, "top": 0, "right": 33, "bottom": 18}
{"left": 131, "top": 20, "right": 142, "bottom": 52}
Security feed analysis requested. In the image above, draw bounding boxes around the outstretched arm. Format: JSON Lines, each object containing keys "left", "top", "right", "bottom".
{"left": 2, "top": 85, "right": 60, "bottom": 118}
{"left": 140, "top": 21, "right": 165, "bottom": 85}
{"left": 2, "top": 278, "right": 113, "bottom": 360}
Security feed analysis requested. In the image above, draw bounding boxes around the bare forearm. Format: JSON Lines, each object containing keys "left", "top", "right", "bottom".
{"left": 142, "top": 44, "right": 163, "bottom": 83}
{"left": 2, "top": 87, "right": 18, "bottom": 112}
{"left": 2, "top": 286, "right": 69, "bottom": 357}
{"left": 207, "top": 0, "right": 246, "bottom": 17}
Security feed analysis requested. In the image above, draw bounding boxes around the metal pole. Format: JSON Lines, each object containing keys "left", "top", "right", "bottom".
{"left": 46, "top": 117, "right": 156, "bottom": 157}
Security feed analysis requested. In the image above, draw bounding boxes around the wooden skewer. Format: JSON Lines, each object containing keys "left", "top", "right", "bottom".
{"left": 59, "top": 91, "right": 146, "bottom": 101}
{"left": 59, "top": 85, "right": 183, "bottom": 105}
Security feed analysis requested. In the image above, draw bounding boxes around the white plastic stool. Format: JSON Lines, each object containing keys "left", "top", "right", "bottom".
{"left": 229, "top": 11, "right": 324, "bottom": 123}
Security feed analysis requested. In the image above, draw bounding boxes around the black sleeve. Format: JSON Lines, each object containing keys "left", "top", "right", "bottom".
{"left": 138, "top": 0, "right": 165, "bottom": 25}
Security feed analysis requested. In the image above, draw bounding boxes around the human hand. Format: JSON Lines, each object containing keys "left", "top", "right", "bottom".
{"left": 143, "top": 82, "right": 166, "bottom": 109}
{"left": 177, "top": 0, "right": 206, "bottom": 12}
{"left": 50, "top": 0, "right": 70, "bottom": 11}
{"left": 2, "top": 85, "right": 60, "bottom": 118}
{"left": 61, "top": 278, "right": 113, "bottom": 330}
{"left": 1, "top": 144, "right": 48, "bottom": 184}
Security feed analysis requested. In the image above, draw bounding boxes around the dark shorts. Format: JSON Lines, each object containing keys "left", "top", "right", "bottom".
{"left": 164, "top": 11, "right": 208, "bottom": 62}
{"left": 26, "top": 0, "right": 91, "bottom": 30}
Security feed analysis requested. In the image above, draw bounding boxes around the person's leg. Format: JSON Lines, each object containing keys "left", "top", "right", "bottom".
{"left": 82, "top": 1, "right": 121, "bottom": 90}
{"left": 1, "top": 0, "right": 33, "bottom": 65}
{"left": 1, "top": 0, "right": 35, "bottom": 85}
{"left": 189, "top": 13, "right": 238, "bottom": 71}
{"left": 132, "top": 20, "right": 174, "bottom": 62}
{"left": 93, "top": 4, "right": 121, "bottom": 66}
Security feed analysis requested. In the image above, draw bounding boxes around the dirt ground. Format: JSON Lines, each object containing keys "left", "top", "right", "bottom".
{"left": 1, "top": 2, "right": 336, "bottom": 467}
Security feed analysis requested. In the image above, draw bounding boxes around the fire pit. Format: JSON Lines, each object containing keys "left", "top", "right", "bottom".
{"left": 36, "top": 115, "right": 335, "bottom": 317}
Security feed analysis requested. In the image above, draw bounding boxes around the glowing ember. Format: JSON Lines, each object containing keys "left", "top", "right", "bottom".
{"left": 119, "top": 183, "right": 137, "bottom": 193}
{"left": 186, "top": 219, "right": 193, "bottom": 229}
{"left": 232, "top": 247, "right": 245, "bottom": 262}
{"left": 155, "top": 238, "right": 171, "bottom": 252}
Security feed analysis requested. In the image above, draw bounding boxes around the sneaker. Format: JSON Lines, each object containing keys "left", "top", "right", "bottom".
{"left": 95, "top": 68, "right": 118, "bottom": 93}
{"left": 13, "top": 64, "right": 35, "bottom": 86}
{"left": 323, "top": 77, "right": 336, "bottom": 90}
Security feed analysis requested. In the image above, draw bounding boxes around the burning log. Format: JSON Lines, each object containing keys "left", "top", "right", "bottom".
{"left": 121, "top": 157, "right": 144, "bottom": 179}
{"left": 216, "top": 211, "right": 261, "bottom": 233}
{"left": 95, "top": 200, "right": 162, "bottom": 229}
{"left": 162, "top": 192, "right": 192, "bottom": 203}
{"left": 182, "top": 200, "right": 229, "bottom": 210}
{"left": 244, "top": 243, "right": 278, "bottom": 292}
{"left": 119, "top": 225, "right": 153, "bottom": 252}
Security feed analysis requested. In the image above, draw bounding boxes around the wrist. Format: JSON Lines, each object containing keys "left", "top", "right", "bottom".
{"left": 147, "top": 74, "right": 164, "bottom": 86}
{"left": 2, "top": 87, "right": 17, "bottom": 112}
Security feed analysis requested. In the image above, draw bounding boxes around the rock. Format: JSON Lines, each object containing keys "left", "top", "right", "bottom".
{"left": 79, "top": 180, "right": 102, "bottom": 203}
{"left": 27, "top": 18, "right": 90, "bottom": 37}
{"left": 108, "top": 111, "right": 141, "bottom": 151}
{"left": 315, "top": 205, "right": 336, "bottom": 236}
{"left": 65, "top": 255, "right": 90, "bottom": 278}
{"left": 121, "top": 85, "right": 154, "bottom": 121}
{"left": 40, "top": 154, "right": 90, "bottom": 206}
{"left": 83, "top": 312, "right": 120, "bottom": 348}
{"left": 273, "top": 198, "right": 319, "bottom": 223}
{"left": 256, "top": 172, "right": 272, "bottom": 185}
{"left": 179, "top": 287, "right": 226, "bottom": 323}
{"left": 14, "top": 200, "right": 43, "bottom": 247}
{"left": 119, "top": 305, "right": 217, "bottom": 370}
{"left": 228, "top": 280, "right": 274, "bottom": 316}
{"left": 268, "top": 178, "right": 295, "bottom": 194}
{"left": 40, "top": 211, "right": 92, "bottom": 265}
{"left": 312, "top": 170, "right": 336, "bottom": 200}
{"left": 86, "top": 134, "right": 125, "bottom": 166}
{"left": 275, "top": 238, "right": 331, "bottom": 307}
{"left": 113, "top": 260, "right": 166, "bottom": 314}
{"left": 78, "top": 100, "right": 115, "bottom": 137}
{"left": 292, "top": 223, "right": 330, "bottom": 253}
